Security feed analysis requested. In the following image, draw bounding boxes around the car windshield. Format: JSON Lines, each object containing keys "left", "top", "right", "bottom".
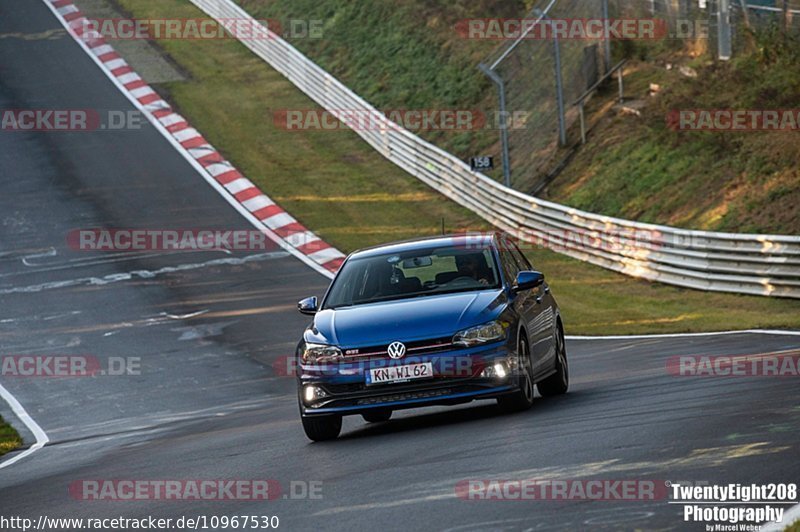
{"left": 322, "top": 245, "right": 501, "bottom": 309}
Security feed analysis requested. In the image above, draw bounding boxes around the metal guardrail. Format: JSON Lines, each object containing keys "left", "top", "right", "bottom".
{"left": 190, "top": 0, "right": 800, "bottom": 299}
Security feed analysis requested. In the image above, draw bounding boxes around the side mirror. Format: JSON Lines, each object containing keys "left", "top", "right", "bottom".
{"left": 513, "top": 271, "right": 545, "bottom": 293}
{"left": 297, "top": 296, "right": 318, "bottom": 315}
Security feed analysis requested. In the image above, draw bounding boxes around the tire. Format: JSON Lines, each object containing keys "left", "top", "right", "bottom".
{"left": 497, "top": 333, "right": 535, "bottom": 413}
{"left": 362, "top": 410, "right": 392, "bottom": 423}
{"left": 537, "top": 323, "right": 569, "bottom": 397}
{"left": 301, "top": 414, "right": 342, "bottom": 441}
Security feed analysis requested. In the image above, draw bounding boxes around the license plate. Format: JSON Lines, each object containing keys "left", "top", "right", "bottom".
{"left": 366, "top": 362, "right": 433, "bottom": 385}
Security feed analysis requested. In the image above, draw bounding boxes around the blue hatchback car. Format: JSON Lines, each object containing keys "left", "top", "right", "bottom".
{"left": 295, "top": 233, "right": 568, "bottom": 441}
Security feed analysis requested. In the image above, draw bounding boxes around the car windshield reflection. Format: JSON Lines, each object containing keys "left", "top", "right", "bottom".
{"left": 323, "top": 246, "right": 501, "bottom": 309}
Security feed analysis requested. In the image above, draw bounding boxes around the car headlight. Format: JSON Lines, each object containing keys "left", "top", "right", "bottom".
{"left": 301, "top": 343, "right": 343, "bottom": 364}
{"left": 452, "top": 320, "right": 506, "bottom": 347}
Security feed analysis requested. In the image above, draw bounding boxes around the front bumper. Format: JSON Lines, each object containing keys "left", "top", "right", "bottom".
{"left": 297, "top": 342, "right": 521, "bottom": 417}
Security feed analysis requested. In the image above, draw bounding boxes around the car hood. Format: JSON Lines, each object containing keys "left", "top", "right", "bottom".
{"left": 307, "top": 289, "right": 507, "bottom": 347}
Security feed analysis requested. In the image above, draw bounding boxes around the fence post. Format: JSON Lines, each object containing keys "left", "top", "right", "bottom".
{"left": 781, "top": 0, "right": 790, "bottom": 39}
{"left": 602, "top": 0, "right": 611, "bottom": 74}
{"left": 552, "top": 29, "right": 567, "bottom": 146}
{"left": 717, "top": 0, "right": 732, "bottom": 60}
{"left": 479, "top": 63, "right": 512, "bottom": 188}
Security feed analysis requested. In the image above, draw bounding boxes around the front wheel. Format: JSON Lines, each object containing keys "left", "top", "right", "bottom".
{"left": 497, "top": 334, "right": 535, "bottom": 413}
{"left": 537, "top": 325, "right": 568, "bottom": 397}
{"left": 301, "top": 414, "right": 342, "bottom": 441}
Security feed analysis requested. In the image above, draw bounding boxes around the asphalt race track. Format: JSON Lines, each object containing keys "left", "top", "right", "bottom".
{"left": 0, "top": 1, "right": 798, "bottom": 530}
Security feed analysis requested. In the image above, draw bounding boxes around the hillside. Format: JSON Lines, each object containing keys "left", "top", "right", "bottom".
{"left": 544, "top": 36, "right": 800, "bottom": 235}
{"left": 241, "top": 0, "right": 800, "bottom": 235}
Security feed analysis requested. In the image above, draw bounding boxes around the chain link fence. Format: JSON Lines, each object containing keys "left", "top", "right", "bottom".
{"left": 480, "top": 0, "right": 800, "bottom": 192}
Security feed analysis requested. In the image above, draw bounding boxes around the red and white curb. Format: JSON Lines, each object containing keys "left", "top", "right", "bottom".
{"left": 44, "top": 0, "right": 345, "bottom": 279}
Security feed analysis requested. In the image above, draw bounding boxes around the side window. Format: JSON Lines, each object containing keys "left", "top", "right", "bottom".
{"left": 510, "top": 241, "right": 533, "bottom": 271}
{"left": 499, "top": 249, "right": 521, "bottom": 285}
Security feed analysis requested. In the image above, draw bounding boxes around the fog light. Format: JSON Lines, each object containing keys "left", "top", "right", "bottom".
{"left": 481, "top": 361, "right": 509, "bottom": 380}
{"left": 303, "top": 384, "right": 328, "bottom": 406}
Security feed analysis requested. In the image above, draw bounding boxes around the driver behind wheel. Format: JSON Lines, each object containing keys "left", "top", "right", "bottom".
{"left": 455, "top": 253, "right": 492, "bottom": 285}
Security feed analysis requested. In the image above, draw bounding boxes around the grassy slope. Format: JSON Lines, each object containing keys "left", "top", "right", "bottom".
{"left": 0, "top": 417, "right": 22, "bottom": 457}
{"left": 236, "top": 0, "right": 519, "bottom": 180}
{"left": 546, "top": 35, "right": 800, "bottom": 235}
{"left": 237, "top": 0, "right": 800, "bottom": 235}
{"left": 113, "top": 0, "right": 800, "bottom": 335}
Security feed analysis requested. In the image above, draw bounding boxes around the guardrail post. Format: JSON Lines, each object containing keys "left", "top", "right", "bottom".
{"left": 478, "top": 63, "right": 512, "bottom": 188}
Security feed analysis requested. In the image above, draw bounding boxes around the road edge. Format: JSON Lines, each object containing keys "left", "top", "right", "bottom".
{"left": 0, "top": 384, "right": 49, "bottom": 469}
{"left": 566, "top": 329, "right": 800, "bottom": 341}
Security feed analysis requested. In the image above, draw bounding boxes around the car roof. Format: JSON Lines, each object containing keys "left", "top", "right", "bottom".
{"left": 349, "top": 233, "right": 499, "bottom": 260}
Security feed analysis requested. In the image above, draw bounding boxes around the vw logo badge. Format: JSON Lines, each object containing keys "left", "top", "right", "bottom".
{"left": 387, "top": 341, "right": 406, "bottom": 359}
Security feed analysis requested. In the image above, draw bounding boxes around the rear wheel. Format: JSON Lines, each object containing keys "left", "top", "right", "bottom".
{"left": 362, "top": 410, "right": 392, "bottom": 423}
{"left": 537, "top": 324, "right": 569, "bottom": 397}
{"left": 301, "top": 414, "right": 342, "bottom": 441}
{"left": 497, "top": 334, "right": 535, "bottom": 413}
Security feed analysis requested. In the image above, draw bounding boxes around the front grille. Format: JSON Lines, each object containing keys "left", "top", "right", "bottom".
{"left": 323, "top": 382, "right": 366, "bottom": 394}
{"left": 313, "top": 380, "right": 508, "bottom": 410}
{"left": 323, "top": 377, "right": 466, "bottom": 395}
{"left": 341, "top": 336, "right": 454, "bottom": 359}
{"left": 356, "top": 388, "right": 454, "bottom": 405}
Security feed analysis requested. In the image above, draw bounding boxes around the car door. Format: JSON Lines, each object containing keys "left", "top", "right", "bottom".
{"left": 499, "top": 247, "right": 548, "bottom": 377}
{"left": 510, "top": 242, "right": 556, "bottom": 376}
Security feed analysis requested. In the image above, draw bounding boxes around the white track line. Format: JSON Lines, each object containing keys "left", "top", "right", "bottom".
{"left": 41, "top": 0, "right": 337, "bottom": 281}
{"left": 567, "top": 329, "right": 800, "bottom": 341}
{"left": 0, "top": 383, "right": 49, "bottom": 469}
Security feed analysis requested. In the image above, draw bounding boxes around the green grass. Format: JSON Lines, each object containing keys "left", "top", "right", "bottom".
{"left": 114, "top": 0, "right": 800, "bottom": 335}
{"left": 0, "top": 416, "right": 22, "bottom": 457}
{"left": 236, "top": 0, "right": 512, "bottom": 165}
{"left": 233, "top": 0, "right": 800, "bottom": 235}
{"left": 546, "top": 45, "right": 800, "bottom": 235}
